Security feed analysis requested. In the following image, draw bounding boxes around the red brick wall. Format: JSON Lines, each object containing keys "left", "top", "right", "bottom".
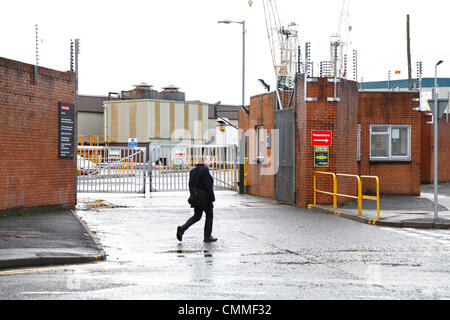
{"left": 0, "top": 57, "right": 76, "bottom": 212}
{"left": 421, "top": 113, "right": 450, "bottom": 183}
{"left": 238, "top": 78, "right": 445, "bottom": 205}
{"left": 239, "top": 93, "right": 276, "bottom": 199}
{"left": 358, "top": 92, "right": 421, "bottom": 195}
{"left": 296, "top": 78, "right": 359, "bottom": 208}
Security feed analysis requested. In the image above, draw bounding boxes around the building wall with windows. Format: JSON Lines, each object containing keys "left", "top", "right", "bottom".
{"left": 238, "top": 93, "right": 277, "bottom": 199}
{"left": 358, "top": 92, "right": 422, "bottom": 195}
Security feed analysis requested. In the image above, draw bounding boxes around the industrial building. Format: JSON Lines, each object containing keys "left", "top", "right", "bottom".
{"left": 77, "top": 84, "right": 239, "bottom": 147}
{"left": 78, "top": 95, "right": 108, "bottom": 137}
{"left": 104, "top": 85, "right": 210, "bottom": 145}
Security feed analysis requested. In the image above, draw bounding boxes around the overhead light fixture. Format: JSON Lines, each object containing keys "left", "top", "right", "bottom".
{"left": 258, "top": 79, "right": 271, "bottom": 92}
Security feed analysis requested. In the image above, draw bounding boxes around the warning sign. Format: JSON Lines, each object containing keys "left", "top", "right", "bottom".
{"left": 314, "top": 146, "right": 329, "bottom": 168}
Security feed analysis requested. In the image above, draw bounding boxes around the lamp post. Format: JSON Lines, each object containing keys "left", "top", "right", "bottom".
{"left": 219, "top": 19, "right": 248, "bottom": 194}
{"left": 218, "top": 20, "right": 248, "bottom": 115}
{"left": 434, "top": 60, "right": 443, "bottom": 221}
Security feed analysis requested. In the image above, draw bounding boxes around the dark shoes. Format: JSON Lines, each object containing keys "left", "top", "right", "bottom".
{"left": 177, "top": 227, "right": 217, "bottom": 243}
{"left": 177, "top": 226, "right": 184, "bottom": 242}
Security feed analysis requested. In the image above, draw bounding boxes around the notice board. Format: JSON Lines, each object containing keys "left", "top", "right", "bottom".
{"left": 58, "top": 102, "right": 75, "bottom": 158}
{"left": 314, "top": 146, "right": 330, "bottom": 168}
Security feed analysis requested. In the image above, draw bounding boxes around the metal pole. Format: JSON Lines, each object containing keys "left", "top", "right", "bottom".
{"left": 34, "top": 24, "right": 39, "bottom": 85}
{"left": 242, "top": 21, "right": 246, "bottom": 115}
{"left": 333, "top": 42, "right": 338, "bottom": 100}
{"left": 304, "top": 42, "right": 310, "bottom": 102}
{"left": 74, "top": 39, "right": 79, "bottom": 204}
{"left": 434, "top": 63, "right": 440, "bottom": 220}
{"left": 407, "top": 15, "right": 413, "bottom": 91}
{"left": 239, "top": 134, "right": 246, "bottom": 194}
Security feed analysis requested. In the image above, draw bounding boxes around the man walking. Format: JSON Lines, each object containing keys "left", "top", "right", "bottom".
{"left": 177, "top": 155, "right": 218, "bottom": 243}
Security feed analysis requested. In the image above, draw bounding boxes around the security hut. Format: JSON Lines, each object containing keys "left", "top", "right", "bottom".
{"left": 239, "top": 75, "right": 450, "bottom": 209}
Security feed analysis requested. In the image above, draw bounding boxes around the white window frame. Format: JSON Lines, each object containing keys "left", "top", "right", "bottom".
{"left": 370, "top": 124, "right": 411, "bottom": 161}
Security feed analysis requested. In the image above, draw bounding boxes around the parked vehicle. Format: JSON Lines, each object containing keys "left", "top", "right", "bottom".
{"left": 77, "top": 155, "right": 99, "bottom": 176}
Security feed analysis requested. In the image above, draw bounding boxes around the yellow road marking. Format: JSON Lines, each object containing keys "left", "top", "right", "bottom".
{"left": 0, "top": 265, "right": 73, "bottom": 276}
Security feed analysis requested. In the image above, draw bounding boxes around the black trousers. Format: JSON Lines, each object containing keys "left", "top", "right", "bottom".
{"left": 181, "top": 206, "right": 213, "bottom": 239}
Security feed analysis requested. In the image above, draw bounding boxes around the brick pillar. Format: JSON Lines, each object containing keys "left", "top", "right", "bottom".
{"left": 296, "top": 77, "right": 359, "bottom": 208}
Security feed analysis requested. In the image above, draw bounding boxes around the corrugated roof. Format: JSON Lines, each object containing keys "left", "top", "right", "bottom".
{"left": 361, "top": 78, "right": 450, "bottom": 89}
{"left": 78, "top": 95, "right": 107, "bottom": 113}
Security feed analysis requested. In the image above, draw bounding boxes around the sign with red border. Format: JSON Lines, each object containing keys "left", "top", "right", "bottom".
{"left": 311, "top": 130, "right": 332, "bottom": 147}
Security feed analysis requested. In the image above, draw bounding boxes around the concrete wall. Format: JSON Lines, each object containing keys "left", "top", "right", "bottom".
{"left": 0, "top": 57, "right": 76, "bottom": 213}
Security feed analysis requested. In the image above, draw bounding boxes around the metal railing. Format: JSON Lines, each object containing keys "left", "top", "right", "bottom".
{"left": 313, "top": 171, "right": 381, "bottom": 219}
{"left": 361, "top": 176, "right": 380, "bottom": 220}
{"left": 336, "top": 173, "right": 362, "bottom": 215}
{"left": 313, "top": 171, "right": 337, "bottom": 210}
{"left": 77, "top": 146, "right": 147, "bottom": 193}
{"left": 150, "top": 144, "right": 238, "bottom": 192}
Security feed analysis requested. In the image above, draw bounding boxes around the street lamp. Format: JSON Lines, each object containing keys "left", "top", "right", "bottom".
{"left": 218, "top": 20, "right": 248, "bottom": 115}
{"left": 433, "top": 60, "right": 444, "bottom": 221}
{"left": 219, "top": 19, "right": 248, "bottom": 195}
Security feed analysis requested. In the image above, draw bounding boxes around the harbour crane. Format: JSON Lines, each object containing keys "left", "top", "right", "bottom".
{"left": 248, "top": 0, "right": 303, "bottom": 108}
{"left": 330, "top": 0, "right": 352, "bottom": 79}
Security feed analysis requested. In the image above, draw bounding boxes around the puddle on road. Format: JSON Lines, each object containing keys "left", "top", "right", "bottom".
{"left": 159, "top": 250, "right": 213, "bottom": 258}
{"left": 242, "top": 250, "right": 301, "bottom": 257}
{"left": 0, "top": 231, "right": 39, "bottom": 239}
{"left": 76, "top": 200, "right": 129, "bottom": 211}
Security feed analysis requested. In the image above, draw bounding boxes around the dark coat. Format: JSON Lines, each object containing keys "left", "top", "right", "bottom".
{"left": 189, "top": 164, "right": 215, "bottom": 208}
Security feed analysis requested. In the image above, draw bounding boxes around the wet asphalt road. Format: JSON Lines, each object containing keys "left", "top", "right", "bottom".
{"left": 1, "top": 191, "right": 450, "bottom": 300}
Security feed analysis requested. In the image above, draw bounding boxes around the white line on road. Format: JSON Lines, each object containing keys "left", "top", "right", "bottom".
{"left": 386, "top": 228, "right": 450, "bottom": 246}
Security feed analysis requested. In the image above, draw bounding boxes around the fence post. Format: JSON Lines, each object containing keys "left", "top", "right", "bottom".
{"left": 358, "top": 178, "right": 362, "bottom": 215}
{"left": 333, "top": 175, "right": 337, "bottom": 210}
{"left": 313, "top": 172, "right": 317, "bottom": 205}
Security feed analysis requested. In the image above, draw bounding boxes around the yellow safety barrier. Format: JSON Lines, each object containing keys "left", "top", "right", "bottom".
{"left": 361, "top": 176, "right": 380, "bottom": 220}
{"left": 78, "top": 135, "right": 110, "bottom": 147}
{"left": 314, "top": 171, "right": 337, "bottom": 210}
{"left": 336, "top": 173, "right": 362, "bottom": 215}
{"left": 244, "top": 157, "right": 249, "bottom": 187}
{"left": 314, "top": 171, "right": 381, "bottom": 220}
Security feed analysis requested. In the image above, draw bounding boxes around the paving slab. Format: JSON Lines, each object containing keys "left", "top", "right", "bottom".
{"left": 0, "top": 210, "right": 106, "bottom": 270}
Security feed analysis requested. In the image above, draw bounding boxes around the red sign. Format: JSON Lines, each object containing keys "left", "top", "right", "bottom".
{"left": 311, "top": 130, "right": 332, "bottom": 147}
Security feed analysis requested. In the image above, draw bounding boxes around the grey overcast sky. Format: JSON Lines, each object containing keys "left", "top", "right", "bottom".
{"left": 1, "top": 0, "right": 449, "bottom": 105}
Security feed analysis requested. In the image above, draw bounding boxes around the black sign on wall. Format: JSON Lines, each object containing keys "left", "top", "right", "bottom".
{"left": 58, "top": 102, "right": 75, "bottom": 158}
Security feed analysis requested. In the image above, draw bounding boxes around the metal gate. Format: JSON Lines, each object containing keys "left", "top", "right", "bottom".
{"left": 77, "top": 146, "right": 147, "bottom": 193}
{"left": 150, "top": 144, "right": 238, "bottom": 192}
{"left": 275, "top": 108, "right": 296, "bottom": 203}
